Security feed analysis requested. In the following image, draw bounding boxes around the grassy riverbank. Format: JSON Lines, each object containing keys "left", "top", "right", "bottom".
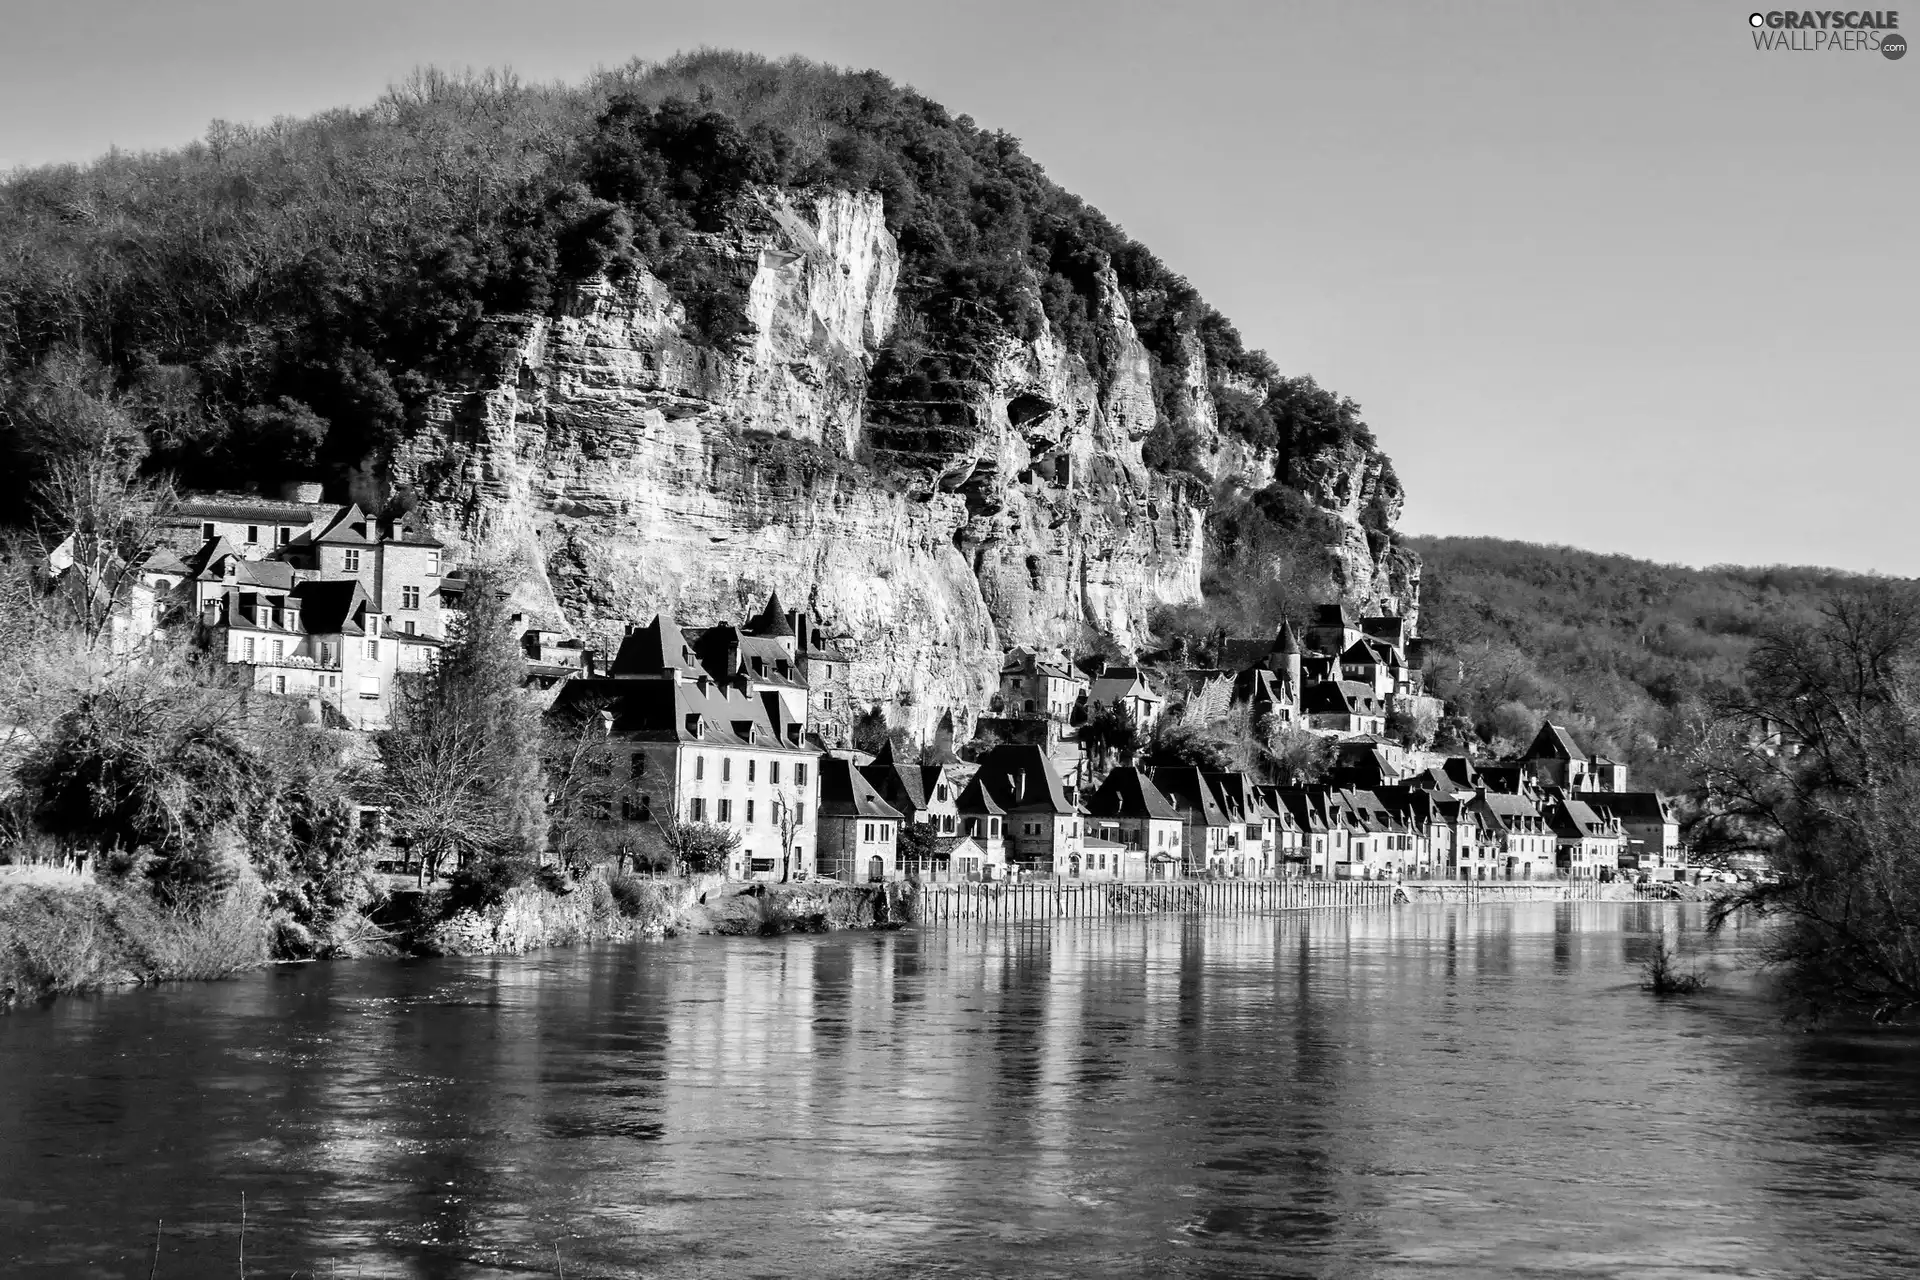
{"left": 0, "top": 875, "right": 269, "bottom": 1006}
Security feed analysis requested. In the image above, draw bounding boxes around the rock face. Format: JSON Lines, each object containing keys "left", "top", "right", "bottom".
{"left": 389, "top": 189, "right": 1413, "bottom": 741}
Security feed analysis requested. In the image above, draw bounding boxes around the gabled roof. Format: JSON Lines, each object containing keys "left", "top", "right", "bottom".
{"left": 1149, "top": 765, "right": 1230, "bottom": 827}
{"left": 311, "top": 503, "right": 376, "bottom": 546}
{"left": 1475, "top": 790, "right": 1544, "bottom": 827}
{"left": 1547, "top": 798, "right": 1617, "bottom": 841}
{"left": 1303, "top": 681, "right": 1383, "bottom": 715}
{"left": 973, "top": 744, "right": 1078, "bottom": 815}
{"left": 548, "top": 673, "right": 803, "bottom": 750}
{"left": 291, "top": 579, "right": 370, "bottom": 635}
{"left": 1523, "top": 722, "right": 1588, "bottom": 763}
{"left": 609, "top": 615, "right": 699, "bottom": 675}
{"left": 1574, "top": 790, "right": 1674, "bottom": 823}
{"left": 818, "top": 756, "right": 906, "bottom": 820}
{"left": 1086, "top": 766, "right": 1180, "bottom": 821}
{"left": 954, "top": 773, "right": 1006, "bottom": 816}
{"left": 1088, "top": 667, "right": 1162, "bottom": 707}
{"left": 859, "top": 746, "right": 941, "bottom": 816}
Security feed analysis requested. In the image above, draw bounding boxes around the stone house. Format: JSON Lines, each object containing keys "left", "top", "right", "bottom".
{"left": 997, "top": 647, "right": 1088, "bottom": 721}
{"left": 548, "top": 614, "right": 821, "bottom": 882}
{"left": 1150, "top": 765, "right": 1233, "bottom": 875}
{"left": 970, "top": 743, "right": 1085, "bottom": 877}
{"left": 816, "top": 756, "right": 904, "bottom": 883}
{"left": 1304, "top": 681, "right": 1388, "bottom": 736}
{"left": 1207, "top": 771, "right": 1276, "bottom": 877}
{"left": 859, "top": 745, "right": 963, "bottom": 875}
{"left": 951, "top": 773, "right": 1009, "bottom": 877}
{"left": 1471, "top": 790, "right": 1556, "bottom": 879}
{"left": 1576, "top": 791, "right": 1683, "bottom": 871}
{"left": 1084, "top": 665, "right": 1166, "bottom": 736}
{"left": 1084, "top": 765, "right": 1185, "bottom": 881}
{"left": 1547, "top": 797, "right": 1625, "bottom": 878}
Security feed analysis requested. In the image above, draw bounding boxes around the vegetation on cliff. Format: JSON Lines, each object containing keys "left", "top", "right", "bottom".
{"left": 0, "top": 51, "right": 1390, "bottom": 520}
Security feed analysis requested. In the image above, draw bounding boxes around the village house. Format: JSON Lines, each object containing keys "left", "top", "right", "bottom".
{"left": 1577, "top": 791, "right": 1684, "bottom": 873}
{"left": 1546, "top": 797, "right": 1625, "bottom": 878}
{"left": 816, "top": 756, "right": 904, "bottom": 883}
{"left": 950, "top": 773, "right": 1009, "bottom": 878}
{"left": 1519, "top": 722, "right": 1605, "bottom": 792}
{"left": 997, "top": 647, "right": 1088, "bottom": 721}
{"left": 1304, "top": 681, "right": 1388, "bottom": 736}
{"left": 859, "top": 744, "right": 963, "bottom": 876}
{"left": 1085, "top": 765, "right": 1186, "bottom": 881}
{"left": 1471, "top": 790, "right": 1556, "bottom": 879}
{"left": 1150, "top": 765, "right": 1234, "bottom": 875}
{"left": 549, "top": 614, "right": 821, "bottom": 882}
{"left": 971, "top": 743, "right": 1085, "bottom": 877}
{"left": 1084, "top": 664, "right": 1167, "bottom": 735}
{"left": 1208, "top": 771, "right": 1276, "bottom": 877}
{"left": 1278, "top": 788, "right": 1335, "bottom": 877}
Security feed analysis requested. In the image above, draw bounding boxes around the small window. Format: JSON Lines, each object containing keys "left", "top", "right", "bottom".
{"left": 795, "top": 763, "right": 808, "bottom": 787}
{"left": 366, "top": 640, "right": 379, "bottom": 660}
{"left": 274, "top": 675, "right": 286, "bottom": 695}
{"left": 695, "top": 755, "right": 705, "bottom": 781}
{"left": 427, "top": 550, "right": 441, "bottom": 575}
{"left": 320, "top": 643, "right": 332, "bottom": 665}
{"left": 747, "top": 759, "right": 756, "bottom": 783}
{"left": 246, "top": 525, "right": 259, "bottom": 544}
{"left": 990, "top": 817, "right": 1001, "bottom": 836}
{"left": 746, "top": 800, "right": 755, "bottom": 824}
{"left": 631, "top": 752, "right": 647, "bottom": 778}
{"left": 722, "top": 758, "right": 732, "bottom": 783}
{"left": 343, "top": 549, "right": 361, "bottom": 572}
{"left": 718, "top": 799, "right": 732, "bottom": 823}
{"left": 795, "top": 803, "right": 804, "bottom": 825}
{"left": 770, "top": 761, "right": 781, "bottom": 785}
{"left": 272, "top": 640, "right": 285, "bottom": 661}
{"left": 201, "top": 522, "right": 216, "bottom": 540}
{"left": 243, "top": 638, "right": 255, "bottom": 662}
{"left": 690, "top": 798, "right": 706, "bottom": 822}
{"left": 359, "top": 676, "right": 380, "bottom": 699}
{"left": 404, "top": 620, "right": 416, "bottom": 635}
{"left": 401, "top": 586, "right": 420, "bottom": 610}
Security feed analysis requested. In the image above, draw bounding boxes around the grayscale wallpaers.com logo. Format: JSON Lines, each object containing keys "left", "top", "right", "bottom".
{"left": 1748, "top": 9, "right": 1905, "bottom": 54}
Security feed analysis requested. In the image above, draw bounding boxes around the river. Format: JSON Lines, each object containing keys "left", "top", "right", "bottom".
{"left": 2, "top": 901, "right": 1917, "bottom": 1278}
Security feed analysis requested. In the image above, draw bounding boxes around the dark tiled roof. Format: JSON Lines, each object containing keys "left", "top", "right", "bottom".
{"left": 973, "top": 744, "right": 1078, "bottom": 815}
{"left": 1150, "top": 765, "right": 1230, "bottom": 827}
{"left": 818, "top": 756, "right": 906, "bottom": 820}
{"left": 1524, "top": 722, "right": 1588, "bottom": 762}
{"left": 291, "top": 579, "right": 369, "bottom": 635}
{"left": 1086, "top": 766, "right": 1180, "bottom": 821}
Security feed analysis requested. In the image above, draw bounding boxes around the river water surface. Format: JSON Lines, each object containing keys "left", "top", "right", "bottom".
{"left": 3, "top": 902, "right": 1918, "bottom": 1279}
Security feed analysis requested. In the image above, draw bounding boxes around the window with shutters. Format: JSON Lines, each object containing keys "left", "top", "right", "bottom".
{"left": 690, "top": 798, "right": 706, "bottom": 822}
{"left": 795, "top": 763, "right": 808, "bottom": 786}
{"left": 722, "top": 758, "right": 732, "bottom": 783}
{"left": 745, "top": 800, "right": 755, "bottom": 824}
{"left": 695, "top": 755, "right": 705, "bottom": 780}
{"left": 769, "top": 761, "right": 781, "bottom": 785}
{"left": 243, "top": 638, "right": 255, "bottom": 662}
{"left": 717, "top": 799, "right": 732, "bottom": 823}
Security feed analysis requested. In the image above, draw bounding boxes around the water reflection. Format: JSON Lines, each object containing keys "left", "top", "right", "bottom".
{"left": 1, "top": 903, "right": 1918, "bottom": 1278}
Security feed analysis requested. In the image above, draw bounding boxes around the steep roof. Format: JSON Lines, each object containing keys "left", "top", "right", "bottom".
{"left": 1523, "top": 722, "right": 1588, "bottom": 762}
{"left": 548, "top": 673, "right": 804, "bottom": 750}
{"left": 609, "top": 615, "right": 699, "bottom": 675}
{"left": 291, "top": 579, "right": 369, "bottom": 635}
{"left": 1089, "top": 667, "right": 1162, "bottom": 707}
{"left": 953, "top": 773, "right": 1006, "bottom": 816}
{"left": 973, "top": 743, "right": 1078, "bottom": 815}
{"left": 746, "top": 591, "right": 794, "bottom": 638}
{"left": 1149, "top": 765, "right": 1230, "bottom": 827}
{"left": 1086, "top": 766, "right": 1180, "bottom": 821}
{"left": 859, "top": 747, "right": 937, "bottom": 815}
{"left": 1304, "top": 681, "right": 1383, "bottom": 715}
{"left": 1549, "top": 798, "right": 1615, "bottom": 840}
{"left": 818, "top": 756, "right": 906, "bottom": 820}
{"left": 311, "top": 503, "right": 376, "bottom": 546}
{"left": 1276, "top": 621, "right": 1301, "bottom": 654}
{"left": 1575, "top": 791, "right": 1674, "bottom": 823}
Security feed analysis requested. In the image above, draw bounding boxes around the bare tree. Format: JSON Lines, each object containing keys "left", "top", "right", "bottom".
{"left": 1699, "top": 581, "right": 1920, "bottom": 1021}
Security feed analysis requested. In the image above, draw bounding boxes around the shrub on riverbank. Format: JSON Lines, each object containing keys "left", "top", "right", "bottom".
{"left": 0, "top": 880, "right": 269, "bottom": 1006}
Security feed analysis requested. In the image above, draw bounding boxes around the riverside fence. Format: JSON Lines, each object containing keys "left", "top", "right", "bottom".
{"left": 910, "top": 876, "right": 1611, "bottom": 924}
{"left": 912, "top": 877, "right": 1398, "bottom": 923}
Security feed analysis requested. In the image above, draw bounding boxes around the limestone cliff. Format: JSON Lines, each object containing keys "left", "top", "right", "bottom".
{"left": 389, "top": 189, "right": 1413, "bottom": 740}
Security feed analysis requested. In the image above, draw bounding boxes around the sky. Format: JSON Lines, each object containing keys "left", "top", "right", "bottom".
{"left": 3, "top": 0, "right": 1915, "bottom": 573}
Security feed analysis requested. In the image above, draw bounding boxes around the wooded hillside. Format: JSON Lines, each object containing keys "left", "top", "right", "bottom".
{"left": 1408, "top": 536, "right": 1861, "bottom": 791}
